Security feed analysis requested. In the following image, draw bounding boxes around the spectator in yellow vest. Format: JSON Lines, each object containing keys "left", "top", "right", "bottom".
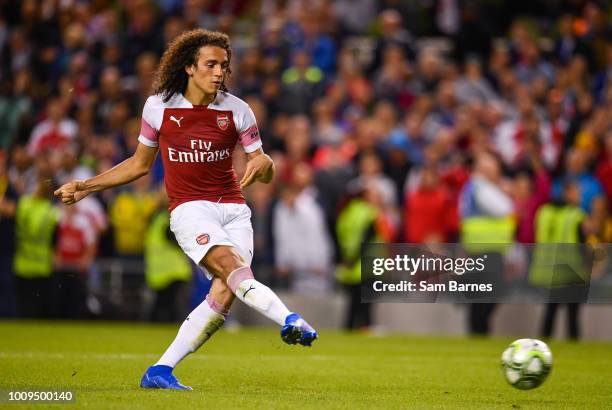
{"left": 14, "top": 176, "right": 60, "bottom": 318}
{"left": 109, "top": 174, "right": 158, "bottom": 258}
{"left": 459, "top": 152, "right": 515, "bottom": 335}
{"left": 336, "top": 182, "right": 395, "bottom": 331}
{"left": 532, "top": 181, "right": 587, "bottom": 339}
{"left": 145, "top": 197, "right": 192, "bottom": 322}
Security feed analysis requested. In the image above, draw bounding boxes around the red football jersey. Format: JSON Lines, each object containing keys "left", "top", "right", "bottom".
{"left": 137, "top": 92, "right": 262, "bottom": 211}
{"left": 56, "top": 212, "right": 96, "bottom": 266}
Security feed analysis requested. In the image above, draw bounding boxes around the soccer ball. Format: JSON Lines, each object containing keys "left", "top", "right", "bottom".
{"left": 501, "top": 338, "right": 553, "bottom": 390}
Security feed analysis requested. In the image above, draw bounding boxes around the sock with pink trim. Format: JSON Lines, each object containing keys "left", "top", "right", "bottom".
{"left": 155, "top": 294, "right": 227, "bottom": 368}
{"left": 227, "top": 266, "right": 291, "bottom": 326}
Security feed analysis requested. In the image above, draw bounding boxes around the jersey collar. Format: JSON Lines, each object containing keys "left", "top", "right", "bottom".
{"left": 180, "top": 92, "right": 222, "bottom": 109}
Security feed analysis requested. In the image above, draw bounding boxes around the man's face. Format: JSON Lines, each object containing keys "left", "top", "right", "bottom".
{"left": 564, "top": 184, "right": 581, "bottom": 206}
{"left": 187, "top": 45, "right": 229, "bottom": 96}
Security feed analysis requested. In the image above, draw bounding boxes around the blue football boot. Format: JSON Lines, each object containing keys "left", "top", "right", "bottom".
{"left": 140, "top": 365, "right": 193, "bottom": 391}
{"left": 281, "top": 313, "right": 318, "bottom": 346}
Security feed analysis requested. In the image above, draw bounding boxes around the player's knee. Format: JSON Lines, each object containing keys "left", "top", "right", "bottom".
{"left": 216, "top": 253, "right": 243, "bottom": 278}
{"left": 210, "top": 283, "right": 234, "bottom": 307}
{"left": 204, "top": 246, "right": 245, "bottom": 280}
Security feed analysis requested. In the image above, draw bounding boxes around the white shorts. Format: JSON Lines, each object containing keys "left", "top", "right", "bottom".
{"left": 169, "top": 200, "right": 254, "bottom": 279}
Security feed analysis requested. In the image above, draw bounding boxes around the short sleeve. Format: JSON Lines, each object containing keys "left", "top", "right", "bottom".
{"left": 236, "top": 106, "right": 262, "bottom": 153}
{"left": 138, "top": 96, "right": 162, "bottom": 148}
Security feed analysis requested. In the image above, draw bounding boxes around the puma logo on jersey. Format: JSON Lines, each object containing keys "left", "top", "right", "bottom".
{"left": 170, "top": 116, "right": 184, "bottom": 127}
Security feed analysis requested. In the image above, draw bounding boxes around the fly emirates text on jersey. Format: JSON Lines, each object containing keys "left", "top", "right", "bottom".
{"left": 167, "top": 139, "right": 231, "bottom": 163}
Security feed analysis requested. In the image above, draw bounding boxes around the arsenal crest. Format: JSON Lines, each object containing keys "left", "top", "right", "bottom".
{"left": 196, "top": 233, "right": 210, "bottom": 245}
{"left": 217, "top": 114, "right": 229, "bottom": 131}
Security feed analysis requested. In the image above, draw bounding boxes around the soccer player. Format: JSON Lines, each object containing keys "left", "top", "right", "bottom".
{"left": 54, "top": 29, "right": 317, "bottom": 390}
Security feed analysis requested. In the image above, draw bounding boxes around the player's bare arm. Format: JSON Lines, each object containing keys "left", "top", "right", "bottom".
{"left": 54, "top": 143, "right": 158, "bottom": 205}
{"left": 239, "top": 148, "right": 275, "bottom": 188}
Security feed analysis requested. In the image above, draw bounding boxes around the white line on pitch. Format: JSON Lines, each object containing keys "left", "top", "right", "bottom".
{"left": 0, "top": 352, "right": 340, "bottom": 361}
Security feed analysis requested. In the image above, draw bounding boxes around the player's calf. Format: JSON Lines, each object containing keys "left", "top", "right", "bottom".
{"left": 203, "top": 246, "right": 318, "bottom": 346}
{"left": 226, "top": 266, "right": 318, "bottom": 346}
{"left": 226, "top": 266, "right": 291, "bottom": 325}
{"left": 141, "top": 292, "right": 228, "bottom": 390}
{"left": 155, "top": 293, "right": 228, "bottom": 368}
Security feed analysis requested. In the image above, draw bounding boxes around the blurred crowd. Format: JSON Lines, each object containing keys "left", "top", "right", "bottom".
{"left": 0, "top": 1, "right": 611, "bottom": 333}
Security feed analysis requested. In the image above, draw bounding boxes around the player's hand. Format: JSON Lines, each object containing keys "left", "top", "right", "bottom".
{"left": 54, "top": 180, "right": 89, "bottom": 205}
{"left": 240, "top": 153, "right": 274, "bottom": 188}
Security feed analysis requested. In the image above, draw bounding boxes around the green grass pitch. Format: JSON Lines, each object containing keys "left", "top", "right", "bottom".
{"left": 1, "top": 321, "right": 611, "bottom": 409}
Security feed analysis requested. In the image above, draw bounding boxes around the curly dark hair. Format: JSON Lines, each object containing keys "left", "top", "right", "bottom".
{"left": 152, "top": 29, "right": 232, "bottom": 102}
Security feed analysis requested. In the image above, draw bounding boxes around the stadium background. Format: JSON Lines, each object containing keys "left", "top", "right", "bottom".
{"left": 0, "top": 0, "right": 611, "bottom": 340}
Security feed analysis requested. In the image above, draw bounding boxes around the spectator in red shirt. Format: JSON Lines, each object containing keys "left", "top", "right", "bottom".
{"left": 595, "top": 131, "right": 612, "bottom": 206}
{"left": 54, "top": 204, "right": 97, "bottom": 318}
{"left": 404, "top": 166, "right": 457, "bottom": 243}
{"left": 513, "top": 154, "right": 552, "bottom": 243}
{"left": 27, "top": 98, "right": 77, "bottom": 156}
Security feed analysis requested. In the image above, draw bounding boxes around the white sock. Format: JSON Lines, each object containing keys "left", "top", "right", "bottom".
{"left": 227, "top": 266, "right": 291, "bottom": 325}
{"left": 155, "top": 295, "right": 227, "bottom": 368}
